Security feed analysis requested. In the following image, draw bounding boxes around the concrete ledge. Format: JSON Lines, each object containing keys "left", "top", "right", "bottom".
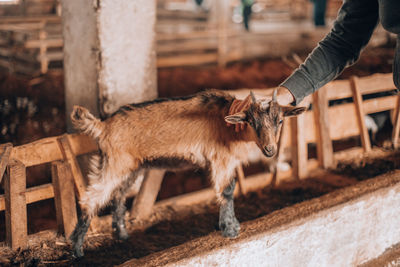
{"left": 121, "top": 170, "right": 400, "bottom": 266}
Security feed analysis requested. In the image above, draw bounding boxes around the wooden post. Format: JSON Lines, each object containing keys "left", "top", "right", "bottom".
{"left": 350, "top": 76, "right": 371, "bottom": 153}
{"left": 57, "top": 135, "right": 87, "bottom": 200}
{"left": 0, "top": 143, "right": 12, "bottom": 184}
{"left": 290, "top": 113, "right": 308, "bottom": 179}
{"left": 392, "top": 94, "right": 400, "bottom": 149}
{"left": 217, "top": 0, "right": 229, "bottom": 67}
{"left": 313, "top": 87, "right": 334, "bottom": 168}
{"left": 39, "top": 29, "right": 48, "bottom": 74}
{"left": 130, "top": 169, "right": 165, "bottom": 221}
{"left": 271, "top": 120, "right": 287, "bottom": 187}
{"left": 5, "top": 159, "right": 27, "bottom": 250}
{"left": 236, "top": 165, "right": 246, "bottom": 195}
{"left": 52, "top": 161, "right": 78, "bottom": 237}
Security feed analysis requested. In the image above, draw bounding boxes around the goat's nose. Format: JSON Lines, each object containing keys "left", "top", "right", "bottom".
{"left": 265, "top": 145, "right": 274, "bottom": 152}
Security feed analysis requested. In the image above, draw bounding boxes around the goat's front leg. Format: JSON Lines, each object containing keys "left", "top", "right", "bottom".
{"left": 218, "top": 179, "right": 240, "bottom": 238}
{"left": 111, "top": 196, "right": 128, "bottom": 240}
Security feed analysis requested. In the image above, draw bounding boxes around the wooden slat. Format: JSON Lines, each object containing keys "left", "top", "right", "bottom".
{"left": 290, "top": 113, "right": 308, "bottom": 179}
{"left": 357, "top": 73, "right": 396, "bottom": 95}
{"left": 271, "top": 119, "right": 288, "bottom": 187}
{"left": 57, "top": 135, "right": 87, "bottom": 200}
{"left": 9, "top": 133, "right": 97, "bottom": 168}
{"left": 295, "top": 95, "right": 398, "bottom": 145}
{"left": 25, "top": 38, "right": 63, "bottom": 48}
{"left": 392, "top": 94, "right": 400, "bottom": 149}
{"left": 130, "top": 170, "right": 165, "bottom": 221}
{"left": 313, "top": 88, "right": 334, "bottom": 168}
{"left": 0, "top": 183, "right": 55, "bottom": 211}
{"left": 325, "top": 73, "right": 394, "bottom": 101}
{"left": 0, "top": 143, "right": 12, "bottom": 183}
{"left": 157, "top": 53, "right": 217, "bottom": 68}
{"left": 5, "top": 159, "right": 27, "bottom": 250}
{"left": 52, "top": 161, "right": 78, "bottom": 237}
{"left": 350, "top": 76, "right": 371, "bottom": 152}
{"left": 235, "top": 165, "right": 246, "bottom": 195}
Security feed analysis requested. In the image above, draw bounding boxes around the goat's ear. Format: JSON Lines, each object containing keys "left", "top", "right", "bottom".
{"left": 282, "top": 106, "right": 307, "bottom": 117}
{"left": 224, "top": 112, "right": 247, "bottom": 124}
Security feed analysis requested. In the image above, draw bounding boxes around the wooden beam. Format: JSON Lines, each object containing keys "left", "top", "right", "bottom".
{"left": 290, "top": 113, "right": 308, "bottom": 179}
{"left": 56, "top": 135, "right": 87, "bottom": 200}
{"left": 270, "top": 120, "right": 288, "bottom": 187}
{"left": 350, "top": 76, "right": 371, "bottom": 152}
{"left": 0, "top": 183, "right": 54, "bottom": 211}
{"left": 235, "top": 165, "right": 246, "bottom": 195}
{"left": 130, "top": 170, "right": 165, "bottom": 221}
{"left": 5, "top": 159, "right": 27, "bottom": 250}
{"left": 0, "top": 143, "right": 12, "bottom": 184}
{"left": 52, "top": 161, "right": 78, "bottom": 237}
{"left": 392, "top": 94, "right": 400, "bottom": 149}
{"left": 157, "top": 53, "right": 218, "bottom": 68}
{"left": 216, "top": 0, "right": 229, "bottom": 67}
{"left": 313, "top": 88, "right": 334, "bottom": 168}
{"left": 325, "top": 73, "right": 395, "bottom": 101}
{"left": 10, "top": 133, "right": 97, "bottom": 167}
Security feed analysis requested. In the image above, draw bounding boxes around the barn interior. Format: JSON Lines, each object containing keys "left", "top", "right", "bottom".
{"left": 0, "top": 0, "right": 399, "bottom": 266}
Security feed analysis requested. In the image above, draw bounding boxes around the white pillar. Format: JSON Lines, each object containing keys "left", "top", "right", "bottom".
{"left": 62, "top": 0, "right": 157, "bottom": 131}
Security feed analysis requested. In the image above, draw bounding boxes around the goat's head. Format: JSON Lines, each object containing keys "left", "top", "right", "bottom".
{"left": 225, "top": 90, "right": 306, "bottom": 157}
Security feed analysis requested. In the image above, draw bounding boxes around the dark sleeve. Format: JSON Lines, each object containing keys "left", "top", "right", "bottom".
{"left": 281, "top": 0, "right": 379, "bottom": 105}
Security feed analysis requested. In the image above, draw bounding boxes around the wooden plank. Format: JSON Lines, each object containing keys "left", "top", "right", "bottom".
{"left": 235, "top": 165, "right": 246, "bottom": 195}
{"left": 217, "top": 0, "right": 229, "bottom": 67}
{"left": 271, "top": 119, "right": 288, "bottom": 187}
{"left": 290, "top": 113, "right": 308, "bottom": 179}
{"left": 392, "top": 94, "right": 400, "bottom": 149}
{"left": 5, "top": 159, "right": 27, "bottom": 250}
{"left": 357, "top": 73, "right": 396, "bottom": 95}
{"left": 52, "top": 161, "right": 78, "bottom": 237}
{"left": 0, "top": 143, "right": 12, "bottom": 184}
{"left": 157, "top": 53, "right": 218, "bottom": 68}
{"left": 350, "top": 76, "right": 371, "bottom": 152}
{"left": 24, "top": 38, "right": 63, "bottom": 48}
{"left": 57, "top": 135, "right": 87, "bottom": 200}
{"left": 10, "top": 133, "right": 97, "bottom": 168}
{"left": 0, "top": 183, "right": 55, "bottom": 211}
{"left": 325, "top": 73, "right": 395, "bottom": 101}
{"left": 313, "top": 88, "right": 334, "bottom": 168}
{"left": 130, "top": 169, "right": 165, "bottom": 221}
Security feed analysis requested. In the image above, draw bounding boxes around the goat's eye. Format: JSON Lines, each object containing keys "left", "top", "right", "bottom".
{"left": 279, "top": 119, "right": 283, "bottom": 125}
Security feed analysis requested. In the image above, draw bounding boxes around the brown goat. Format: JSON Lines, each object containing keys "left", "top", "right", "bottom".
{"left": 69, "top": 89, "right": 306, "bottom": 257}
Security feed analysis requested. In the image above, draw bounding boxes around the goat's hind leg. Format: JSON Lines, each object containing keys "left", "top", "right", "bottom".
{"left": 111, "top": 170, "right": 143, "bottom": 240}
{"left": 70, "top": 171, "right": 132, "bottom": 257}
{"left": 219, "top": 179, "right": 240, "bottom": 238}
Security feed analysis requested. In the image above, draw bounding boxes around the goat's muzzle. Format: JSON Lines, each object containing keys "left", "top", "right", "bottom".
{"left": 262, "top": 144, "right": 276, "bottom": 157}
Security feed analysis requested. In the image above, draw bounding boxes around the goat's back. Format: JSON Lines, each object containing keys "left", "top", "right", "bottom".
{"left": 100, "top": 90, "right": 240, "bottom": 160}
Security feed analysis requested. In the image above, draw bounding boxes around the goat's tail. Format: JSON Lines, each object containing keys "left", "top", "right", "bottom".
{"left": 71, "top": 106, "right": 105, "bottom": 140}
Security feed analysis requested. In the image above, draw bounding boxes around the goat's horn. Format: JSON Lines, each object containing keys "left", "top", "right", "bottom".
{"left": 250, "top": 91, "right": 257, "bottom": 104}
{"left": 272, "top": 88, "right": 278, "bottom": 102}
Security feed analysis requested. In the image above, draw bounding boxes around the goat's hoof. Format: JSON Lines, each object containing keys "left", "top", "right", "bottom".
{"left": 117, "top": 229, "right": 129, "bottom": 241}
{"left": 220, "top": 219, "right": 240, "bottom": 238}
{"left": 72, "top": 247, "right": 84, "bottom": 258}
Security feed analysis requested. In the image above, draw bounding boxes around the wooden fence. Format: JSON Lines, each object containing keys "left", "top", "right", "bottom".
{"left": 0, "top": 73, "right": 399, "bottom": 249}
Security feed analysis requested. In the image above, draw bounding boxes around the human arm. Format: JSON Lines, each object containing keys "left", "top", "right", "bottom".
{"left": 281, "top": 0, "right": 380, "bottom": 105}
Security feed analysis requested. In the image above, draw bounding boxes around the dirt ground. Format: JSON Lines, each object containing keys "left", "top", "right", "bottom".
{"left": 0, "top": 46, "right": 398, "bottom": 266}
{"left": 0, "top": 149, "right": 399, "bottom": 266}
